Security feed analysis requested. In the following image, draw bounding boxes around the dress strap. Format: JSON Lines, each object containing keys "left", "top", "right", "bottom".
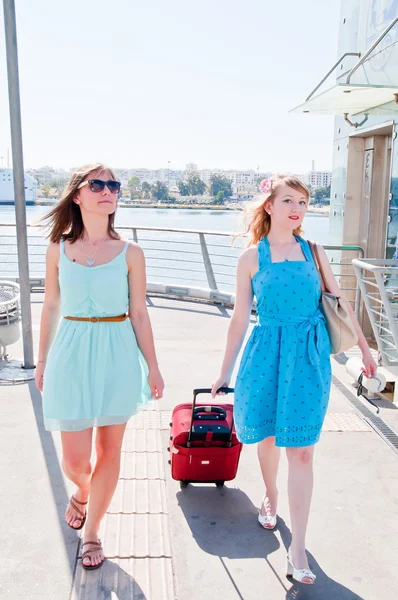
{"left": 299, "top": 237, "right": 313, "bottom": 262}
{"left": 59, "top": 239, "right": 65, "bottom": 254}
{"left": 258, "top": 237, "right": 271, "bottom": 269}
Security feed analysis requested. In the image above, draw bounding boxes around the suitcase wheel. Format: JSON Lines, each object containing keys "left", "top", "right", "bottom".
{"left": 215, "top": 480, "right": 225, "bottom": 488}
{"left": 169, "top": 422, "right": 172, "bottom": 427}
{"left": 180, "top": 480, "right": 189, "bottom": 489}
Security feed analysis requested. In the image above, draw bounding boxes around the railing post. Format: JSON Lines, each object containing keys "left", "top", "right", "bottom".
{"left": 353, "top": 259, "right": 398, "bottom": 366}
{"left": 354, "top": 287, "right": 361, "bottom": 319}
{"left": 131, "top": 228, "right": 138, "bottom": 243}
{"left": 199, "top": 233, "right": 217, "bottom": 290}
{"left": 354, "top": 248, "right": 364, "bottom": 319}
{"left": 374, "top": 270, "right": 398, "bottom": 361}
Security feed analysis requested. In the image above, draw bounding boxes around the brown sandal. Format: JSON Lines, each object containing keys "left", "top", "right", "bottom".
{"left": 66, "top": 495, "right": 88, "bottom": 531}
{"left": 82, "top": 540, "right": 105, "bottom": 570}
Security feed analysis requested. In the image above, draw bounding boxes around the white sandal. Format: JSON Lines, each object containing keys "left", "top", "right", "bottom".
{"left": 257, "top": 496, "right": 277, "bottom": 530}
{"left": 286, "top": 547, "right": 316, "bottom": 584}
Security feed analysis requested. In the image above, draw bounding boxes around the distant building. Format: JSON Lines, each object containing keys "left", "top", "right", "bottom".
{"left": 302, "top": 169, "right": 331, "bottom": 189}
{"left": 0, "top": 169, "right": 38, "bottom": 205}
{"left": 198, "top": 169, "right": 259, "bottom": 193}
{"left": 231, "top": 171, "right": 256, "bottom": 192}
{"left": 230, "top": 191, "right": 255, "bottom": 201}
{"left": 127, "top": 168, "right": 184, "bottom": 188}
{"left": 186, "top": 163, "right": 198, "bottom": 172}
{"left": 198, "top": 169, "right": 218, "bottom": 185}
{"left": 167, "top": 170, "right": 184, "bottom": 188}
{"left": 26, "top": 166, "right": 56, "bottom": 185}
{"left": 26, "top": 166, "right": 71, "bottom": 185}
{"left": 128, "top": 169, "right": 162, "bottom": 184}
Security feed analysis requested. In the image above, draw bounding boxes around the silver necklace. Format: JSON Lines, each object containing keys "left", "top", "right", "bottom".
{"left": 80, "top": 236, "right": 107, "bottom": 266}
{"left": 269, "top": 241, "right": 297, "bottom": 262}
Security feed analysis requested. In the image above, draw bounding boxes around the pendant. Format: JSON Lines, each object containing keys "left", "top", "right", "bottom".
{"left": 87, "top": 259, "right": 95, "bottom": 266}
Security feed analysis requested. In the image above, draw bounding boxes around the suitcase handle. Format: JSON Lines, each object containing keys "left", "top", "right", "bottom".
{"left": 188, "top": 387, "right": 235, "bottom": 447}
{"left": 193, "top": 387, "right": 234, "bottom": 397}
{"left": 193, "top": 406, "right": 227, "bottom": 421}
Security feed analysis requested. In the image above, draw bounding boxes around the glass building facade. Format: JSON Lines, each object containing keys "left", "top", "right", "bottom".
{"left": 330, "top": 0, "right": 398, "bottom": 259}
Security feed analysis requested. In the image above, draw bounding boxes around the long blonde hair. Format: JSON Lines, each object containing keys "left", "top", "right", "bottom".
{"left": 241, "top": 174, "right": 309, "bottom": 246}
{"left": 39, "top": 163, "right": 121, "bottom": 243}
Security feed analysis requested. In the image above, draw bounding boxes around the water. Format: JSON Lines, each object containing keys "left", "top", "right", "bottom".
{"left": 0, "top": 205, "right": 330, "bottom": 241}
{"left": 0, "top": 206, "right": 329, "bottom": 290}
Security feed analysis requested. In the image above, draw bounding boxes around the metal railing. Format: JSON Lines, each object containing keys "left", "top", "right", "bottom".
{"left": 353, "top": 259, "right": 398, "bottom": 366}
{"left": 305, "top": 17, "right": 398, "bottom": 101}
{"left": 345, "top": 17, "right": 398, "bottom": 84}
{"left": 0, "top": 223, "right": 364, "bottom": 312}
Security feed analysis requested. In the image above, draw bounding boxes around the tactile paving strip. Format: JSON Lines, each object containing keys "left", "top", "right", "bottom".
{"left": 323, "top": 412, "right": 372, "bottom": 432}
{"left": 72, "top": 406, "right": 175, "bottom": 599}
{"left": 77, "top": 513, "right": 172, "bottom": 559}
{"left": 120, "top": 450, "right": 165, "bottom": 480}
{"left": 123, "top": 428, "right": 164, "bottom": 452}
{"left": 162, "top": 410, "right": 371, "bottom": 433}
{"left": 127, "top": 408, "right": 163, "bottom": 430}
{"left": 71, "top": 557, "right": 174, "bottom": 600}
{"left": 108, "top": 479, "right": 168, "bottom": 514}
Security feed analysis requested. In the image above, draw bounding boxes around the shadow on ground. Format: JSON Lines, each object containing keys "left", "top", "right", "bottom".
{"left": 28, "top": 381, "right": 79, "bottom": 573}
{"left": 72, "top": 559, "right": 147, "bottom": 600}
{"left": 176, "top": 485, "right": 365, "bottom": 600}
{"left": 146, "top": 295, "right": 258, "bottom": 323}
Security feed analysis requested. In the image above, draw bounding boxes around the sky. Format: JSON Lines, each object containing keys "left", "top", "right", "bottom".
{"left": 0, "top": 0, "right": 341, "bottom": 173}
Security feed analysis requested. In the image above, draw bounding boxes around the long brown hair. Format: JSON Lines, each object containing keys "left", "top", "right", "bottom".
{"left": 40, "top": 163, "right": 121, "bottom": 243}
{"left": 241, "top": 174, "right": 309, "bottom": 246}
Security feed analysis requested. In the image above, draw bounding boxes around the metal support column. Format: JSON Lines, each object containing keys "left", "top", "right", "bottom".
{"left": 3, "top": 0, "right": 34, "bottom": 368}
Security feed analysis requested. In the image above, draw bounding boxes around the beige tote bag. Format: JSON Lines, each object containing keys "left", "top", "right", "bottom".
{"left": 308, "top": 241, "right": 358, "bottom": 355}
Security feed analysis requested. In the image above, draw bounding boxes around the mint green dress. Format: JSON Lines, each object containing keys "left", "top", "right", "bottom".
{"left": 42, "top": 240, "right": 150, "bottom": 431}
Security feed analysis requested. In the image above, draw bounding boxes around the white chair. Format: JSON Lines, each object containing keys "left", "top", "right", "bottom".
{"left": 0, "top": 281, "right": 21, "bottom": 359}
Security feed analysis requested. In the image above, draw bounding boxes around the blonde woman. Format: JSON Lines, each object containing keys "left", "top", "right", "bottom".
{"left": 35, "top": 163, "right": 164, "bottom": 570}
{"left": 212, "top": 175, "right": 376, "bottom": 584}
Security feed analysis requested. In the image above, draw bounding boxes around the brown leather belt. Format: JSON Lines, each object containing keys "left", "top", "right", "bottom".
{"left": 64, "top": 314, "right": 128, "bottom": 323}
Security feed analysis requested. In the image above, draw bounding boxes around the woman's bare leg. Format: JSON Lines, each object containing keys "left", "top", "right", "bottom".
{"left": 82, "top": 423, "right": 127, "bottom": 567}
{"left": 257, "top": 436, "right": 281, "bottom": 518}
{"left": 286, "top": 445, "right": 315, "bottom": 577}
{"left": 61, "top": 429, "right": 93, "bottom": 528}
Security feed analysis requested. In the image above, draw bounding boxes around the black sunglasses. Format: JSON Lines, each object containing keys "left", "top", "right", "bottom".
{"left": 78, "top": 179, "right": 121, "bottom": 194}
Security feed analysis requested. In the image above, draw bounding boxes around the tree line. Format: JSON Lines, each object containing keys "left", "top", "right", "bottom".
{"left": 39, "top": 178, "right": 69, "bottom": 198}
{"left": 128, "top": 172, "right": 233, "bottom": 204}
{"left": 38, "top": 176, "right": 331, "bottom": 207}
{"left": 308, "top": 185, "right": 331, "bottom": 203}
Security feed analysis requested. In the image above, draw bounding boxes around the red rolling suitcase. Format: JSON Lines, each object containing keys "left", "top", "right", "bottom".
{"left": 169, "top": 387, "right": 243, "bottom": 488}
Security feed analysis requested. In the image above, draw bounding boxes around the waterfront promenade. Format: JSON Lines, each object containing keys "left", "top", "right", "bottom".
{"left": 1, "top": 293, "right": 398, "bottom": 599}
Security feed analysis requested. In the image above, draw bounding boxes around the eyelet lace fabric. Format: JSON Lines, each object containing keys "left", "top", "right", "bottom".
{"left": 234, "top": 236, "right": 332, "bottom": 447}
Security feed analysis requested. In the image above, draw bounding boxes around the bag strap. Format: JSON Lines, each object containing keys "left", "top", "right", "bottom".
{"left": 308, "top": 241, "right": 328, "bottom": 293}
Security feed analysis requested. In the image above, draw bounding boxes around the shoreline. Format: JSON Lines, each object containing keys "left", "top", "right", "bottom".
{"left": 34, "top": 199, "right": 330, "bottom": 215}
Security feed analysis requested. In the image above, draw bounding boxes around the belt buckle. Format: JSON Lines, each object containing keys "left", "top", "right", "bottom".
{"left": 90, "top": 316, "right": 100, "bottom": 323}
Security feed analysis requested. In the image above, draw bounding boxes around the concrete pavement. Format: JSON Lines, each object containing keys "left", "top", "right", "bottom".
{"left": 1, "top": 294, "right": 398, "bottom": 599}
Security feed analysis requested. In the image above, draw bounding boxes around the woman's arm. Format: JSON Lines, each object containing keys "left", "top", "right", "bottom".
{"left": 35, "top": 242, "right": 61, "bottom": 391}
{"left": 127, "top": 243, "right": 164, "bottom": 399}
{"left": 211, "top": 247, "right": 256, "bottom": 396}
{"left": 317, "top": 245, "right": 377, "bottom": 378}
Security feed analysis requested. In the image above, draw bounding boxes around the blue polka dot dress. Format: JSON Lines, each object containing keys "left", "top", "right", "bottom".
{"left": 234, "top": 236, "right": 332, "bottom": 447}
